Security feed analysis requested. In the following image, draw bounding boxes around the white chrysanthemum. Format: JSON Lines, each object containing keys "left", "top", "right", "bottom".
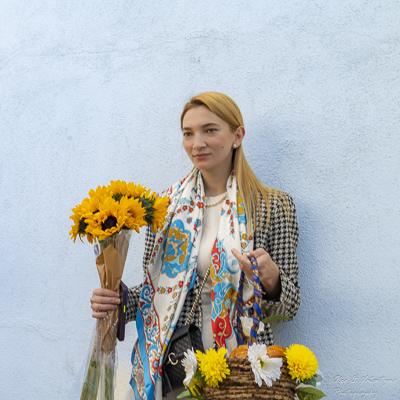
{"left": 181, "top": 349, "right": 197, "bottom": 388}
{"left": 248, "top": 343, "right": 282, "bottom": 387}
{"left": 240, "top": 316, "right": 265, "bottom": 338}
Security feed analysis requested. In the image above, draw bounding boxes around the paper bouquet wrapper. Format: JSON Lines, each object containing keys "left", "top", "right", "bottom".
{"left": 75, "top": 230, "right": 132, "bottom": 400}
{"left": 95, "top": 230, "right": 130, "bottom": 354}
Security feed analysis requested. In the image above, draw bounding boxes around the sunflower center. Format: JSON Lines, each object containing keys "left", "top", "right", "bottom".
{"left": 102, "top": 216, "right": 117, "bottom": 230}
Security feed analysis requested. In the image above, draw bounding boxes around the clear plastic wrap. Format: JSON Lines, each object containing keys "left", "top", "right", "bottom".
{"left": 71, "top": 230, "right": 132, "bottom": 400}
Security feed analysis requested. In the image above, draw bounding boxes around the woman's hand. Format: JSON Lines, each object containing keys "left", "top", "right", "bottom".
{"left": 90, "top": 288, "right": 121, "bottom": 319}
{"left": 231, "top": 248, "right": 282, "bottom": 300}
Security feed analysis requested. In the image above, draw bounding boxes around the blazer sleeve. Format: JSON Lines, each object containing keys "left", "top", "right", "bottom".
{"left": 255, "top": 194, "right": 300, "bottom": 319}
{"left": 125, "top": 226, "right": 156, "bottom": 323}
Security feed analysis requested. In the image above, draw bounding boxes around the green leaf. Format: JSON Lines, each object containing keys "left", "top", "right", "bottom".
{"left": 303, "top": 374, "right": 318, "bottom": 387}
{"left": 261, "top": 315, "right": 293, "bottom": 323}
{"left": 78, "top": 218, "right": 88, "bottom": 234}
{"left": 112, "top": 193, "right": 124, "bottom": 202}
{"left": 296, "top": 383, "right": 326, "bottom": 400}
{"left": 297, "top": 393, "right": 306, "bottom": 400}
{"left": 194, "top": 370, "right": 203, "bottom": 382}
{"left": 177, "top": 390, "right": 191, "bottom": 399}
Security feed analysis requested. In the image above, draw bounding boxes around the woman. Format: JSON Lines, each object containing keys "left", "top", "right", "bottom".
{"left": 91, "top": 92, "right": 300, "bottom": 400}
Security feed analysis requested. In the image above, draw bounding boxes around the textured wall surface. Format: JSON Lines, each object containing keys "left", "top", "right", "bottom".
{"left": 1, "top": 1, "right": 399, "bottom": 399}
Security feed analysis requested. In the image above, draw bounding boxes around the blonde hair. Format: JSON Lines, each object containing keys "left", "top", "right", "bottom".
{"left": 181, "top": 92, "right": 288, "bottom": 234}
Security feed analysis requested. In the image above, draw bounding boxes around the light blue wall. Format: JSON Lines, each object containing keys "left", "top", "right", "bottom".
{"left": 1, "top": 1, "right": 399, "bottom": 399}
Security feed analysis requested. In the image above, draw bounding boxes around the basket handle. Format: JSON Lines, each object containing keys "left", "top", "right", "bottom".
{"left": 236, "top": 256, "right": 263, "bottom": 346}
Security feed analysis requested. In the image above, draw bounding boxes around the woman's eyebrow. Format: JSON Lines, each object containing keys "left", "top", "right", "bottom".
{"left": 182, "top": 122, "right": 220, "bottom": 130}
{"left": 202, "top": 123, "right": 220, "bottom": 128}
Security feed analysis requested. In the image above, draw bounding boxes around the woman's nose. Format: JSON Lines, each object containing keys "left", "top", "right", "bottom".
{"left": 193, "top": 132, "right": 206, "bottom": 149}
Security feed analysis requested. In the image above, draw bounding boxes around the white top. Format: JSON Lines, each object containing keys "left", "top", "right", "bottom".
{"left": 196, "top": 195, "right": 224, "bottom": 351}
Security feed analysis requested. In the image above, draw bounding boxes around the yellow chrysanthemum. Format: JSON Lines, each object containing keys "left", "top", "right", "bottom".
{"left": 285, "top": 344, "right": 319, "bottom": 381}
{"left": 86, "top": 197, "right": 129, "bottom": 241}
{"left": 196, "top": 348, "right": 230, "bottom": 388}
{"left": 150, "top": 195, "right": 169, "bottom": 232}
{"left": 119, "top": 196, "right": 147, "bottom": 233}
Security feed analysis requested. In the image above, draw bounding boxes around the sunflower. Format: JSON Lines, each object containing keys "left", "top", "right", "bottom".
{"left": 126, "top": 182, "right": 147, "bottom": 199}
{"left": 109, "top": 180, "right": 128, "bottom": 200}
{"left": 119, "top": 196, "right": 147, "bottom": 233}
{"left": 150, "top": 195, "right": 169, "bottom": 232}
{"left": 80, "top": 195, "right": 101, "bottom": 215}
{"left": 69, "top": 207, "right": 83, "bottom": 243}
{"left": 78, "top": 196, "right": 103, "bottom": 240}
{"left": 86, "top": 197, "right": 129, "bottom": 241}
{"left": 109, "top": 180, "right": 147, "bottom": 201}
{"left": 88, "top": 185, "right": 112, "bottom": 206}
{"left": 285, "top": 344, "right": 319, "bottom": 381}
{"left": 70, "top": 181, "right": 168, "bottom": 243}
{"left": 69, "top": 203, "right": 94, "bottom": 243}
{"left": 196, "top": 347, "right": 230, "bottom": 388}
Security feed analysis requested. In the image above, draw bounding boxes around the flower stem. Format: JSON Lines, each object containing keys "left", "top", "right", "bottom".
{"left": 104, "top": 365, "right": 114, "bottom": 400}
{"left": 80, "top": 357, "right": 100, "bottom": 400}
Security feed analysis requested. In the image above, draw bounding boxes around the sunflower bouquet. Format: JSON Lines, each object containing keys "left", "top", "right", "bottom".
{"left": 178, "top": 341, "right": 326, "bottom": 400}
{"left": 70, "top": 180, "right": 169, "bottom": 400}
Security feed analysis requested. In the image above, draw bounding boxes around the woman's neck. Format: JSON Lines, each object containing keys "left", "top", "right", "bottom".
{"left": 202, "top": 168, "right": 231, "bottom": 197}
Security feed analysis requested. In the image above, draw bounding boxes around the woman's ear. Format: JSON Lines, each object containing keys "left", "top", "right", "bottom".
{"left": 233, "top": 126, "right": 245, "bottom": 148}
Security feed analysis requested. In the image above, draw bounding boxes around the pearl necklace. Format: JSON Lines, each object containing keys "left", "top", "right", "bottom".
{"left": 205, "top": 192, "right": 227, "bottom": 208}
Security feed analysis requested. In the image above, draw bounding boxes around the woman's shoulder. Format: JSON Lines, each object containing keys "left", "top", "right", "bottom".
{"left": 258, "top": 189, "right": 296, "bottom": 218}
{"left": 254, "top": 189, "right": 298, "bottom": 235}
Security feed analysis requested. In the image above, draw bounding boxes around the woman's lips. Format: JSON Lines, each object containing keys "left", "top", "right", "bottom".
{"left": 193, "top": 154, "right": 209, "bottom": 159}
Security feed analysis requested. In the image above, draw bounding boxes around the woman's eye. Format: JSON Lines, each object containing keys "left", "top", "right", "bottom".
{"left": 206, "top": 128, "right": 217, "bottom": 133}
{"left": 183, "top": 131, "right": 192, "bottom": 137}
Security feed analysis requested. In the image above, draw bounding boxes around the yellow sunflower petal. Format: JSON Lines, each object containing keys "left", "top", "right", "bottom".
{"left": 120, "top": 196, "right": 147, "bottom": 232}
{"left": 126, "top": 182, "right": 147, "bottom": 198}
{"left": 150, "top": 195, "right": 169, "bottom": 232}
{"left": 85, "top": 197, "right": 129, "bottom": 240}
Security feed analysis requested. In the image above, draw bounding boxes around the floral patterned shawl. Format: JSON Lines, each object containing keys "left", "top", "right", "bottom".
{"left": 129, "top": 168, "right": 254, "bottom": 399}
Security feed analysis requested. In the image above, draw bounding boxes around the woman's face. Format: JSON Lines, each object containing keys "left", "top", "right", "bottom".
{"left": 182, "top": 105, "right": 243, "bottom": 178}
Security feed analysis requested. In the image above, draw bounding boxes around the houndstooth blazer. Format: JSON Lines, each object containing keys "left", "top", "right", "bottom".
{"left": 126, "top": 193, "right": 300, "bottom": 346}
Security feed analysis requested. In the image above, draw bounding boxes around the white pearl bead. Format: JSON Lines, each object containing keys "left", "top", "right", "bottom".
{"left": 205, "top": 192, "right": 227, "bottom": 207}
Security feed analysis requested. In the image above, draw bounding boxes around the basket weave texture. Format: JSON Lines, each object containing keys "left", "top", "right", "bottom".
{"left": 203, "top": 356, "right": 296, "bottom": 400}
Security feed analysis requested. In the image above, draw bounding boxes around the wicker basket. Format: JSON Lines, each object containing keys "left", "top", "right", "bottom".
{"left": 203, "top": 357, "right": 296, "bottom": 400}
{"left": 203, "top": 256, "right": 296, "bottom": 400}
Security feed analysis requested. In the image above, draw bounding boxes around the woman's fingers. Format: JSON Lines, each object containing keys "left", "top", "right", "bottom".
{"left": 250, "top": 248, "right": 268, "bottom": 258}
{"left": 232, "top": 248, "right": 274, "bottom": 281}
{"left": 231, "top": 248, "right": 253, "bottom": 280}
{"left": 90, "top": 288, "right": 120, "bottom": 319}
{"left": 232, "top": 248, "right": 281, "bottom": 297}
